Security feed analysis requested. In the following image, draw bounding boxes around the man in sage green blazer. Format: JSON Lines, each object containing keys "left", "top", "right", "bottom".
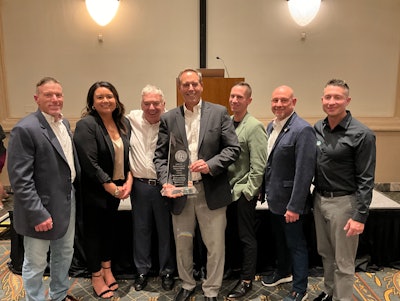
{"left": 225, "top": 82, "right": 268, "bottom": 299}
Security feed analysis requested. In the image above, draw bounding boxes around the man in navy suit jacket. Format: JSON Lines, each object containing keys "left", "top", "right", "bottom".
{"left": 8, "top": 77, "right": 80, "bottom": 301}
{"left": 154, "top": 69, "right": 240, "bottom": 301}
{"left": 261, "top": 85, "right": 316, "bottom": 301}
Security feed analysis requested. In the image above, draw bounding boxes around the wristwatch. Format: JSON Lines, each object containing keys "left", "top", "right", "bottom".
{"left": 114, "top": 187, "right": 120, "bottom": 197}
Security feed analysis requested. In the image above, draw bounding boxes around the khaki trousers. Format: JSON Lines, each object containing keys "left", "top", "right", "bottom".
{"left": 314, "top": 193, "right": 359, "bottom": 301}
{"left": 172, "top": 182, "right": 227, "bottom": 297}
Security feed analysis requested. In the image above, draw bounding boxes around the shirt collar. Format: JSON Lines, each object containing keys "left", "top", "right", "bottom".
{"left": 42, "top": 111, "right": 63, "bottom": 124}
{"left": 184, "top": 99, "right": 202, "bottom": 115}
{"left": 273, "top": 111, "right": 294, "bottom": 129}
{"left": 323, "top": 110, "right": 352, "bottom": 130}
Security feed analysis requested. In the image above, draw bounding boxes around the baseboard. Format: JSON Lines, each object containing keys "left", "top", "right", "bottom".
{"left": 375, "top": 182, "right": 400, "bottom": 192}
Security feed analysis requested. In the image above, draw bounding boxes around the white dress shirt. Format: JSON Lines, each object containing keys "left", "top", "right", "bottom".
{"left": 127, "top": 110, "right": 159, "bottom": 179}
{"left": 267, "top": 113, "right": 293, "bottom": 160}
{"left": 184, "top": 100, "right": 202, "bottom": 181}
{"left": 42, "top": 112, "right": 76, "bottom": 183}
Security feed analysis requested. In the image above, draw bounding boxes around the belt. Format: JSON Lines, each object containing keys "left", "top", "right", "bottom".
{"left": 135, "top": 178, "right": 159, "bottom": 186}
{"left": 317, "top": 190, "right": 353, "bottom": 198}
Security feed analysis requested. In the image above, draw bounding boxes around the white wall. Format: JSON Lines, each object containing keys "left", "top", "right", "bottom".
{"left": 1, "top": 0, "right": 400, "bottom": 122}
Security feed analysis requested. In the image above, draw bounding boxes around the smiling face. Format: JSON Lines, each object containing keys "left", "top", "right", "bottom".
{"left": 92, "top": 87, "right": 117, "bottom": 117}
{"left": 270, "top": 85, "right": 297, "bottom": 121}
{"left": 229, "top": 85, "right": 252, "bottom": 118}
{"left": 141, "top": 92, "right": 165, "bottom": 124}
{"left": 322, "top": 85, "right": 351, "bottom": 120}
{"left": 178, "top": 70, "right": 203, "bottom": 110}
{"left": 34, "top": 81, "right": 64, "bottom": 118}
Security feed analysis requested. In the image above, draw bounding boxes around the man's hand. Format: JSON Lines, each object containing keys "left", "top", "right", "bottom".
{"left": 119, "top": 182, "right": 132, "bottom": 199}
{"left": 344, "top": 218, "right": 365, "bottom": 237}
{"left": 161, "top": 183, "right": 184, "bottom": 198}
{"left": 284, "top": 210, "right": 299, "bottom": 223}
{"left": 34, "top": 217, "right": 53, "bottom": 232}
{"left": 190, "top": 160, "right": 209, "bottom": 174}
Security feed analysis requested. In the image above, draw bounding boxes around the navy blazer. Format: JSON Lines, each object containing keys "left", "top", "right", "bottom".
{"left": 264, "top": 112, "right": 316, "bottom": 215}
{"left": 8, "top": 110, "right": 81, "bottom": 239}
{"left": 154, "top": 101, "right": 240, "bottom": 215}
{"left": 73, "top": 114, "right": 131, "bottom": 209}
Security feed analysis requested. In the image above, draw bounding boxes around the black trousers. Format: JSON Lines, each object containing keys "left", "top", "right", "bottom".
{"left": 83, "top": 203, "right": 119, "bottom": 273}
{"left": 131, "top": 180, "right": 175, "bottom": 275}
{"left": 225, "top": 194, "right": 258, "bottom": 280}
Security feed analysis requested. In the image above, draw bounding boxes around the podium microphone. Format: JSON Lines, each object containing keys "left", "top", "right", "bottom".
{"left": 216, "top": 56, "right": 230, "bottom": 78}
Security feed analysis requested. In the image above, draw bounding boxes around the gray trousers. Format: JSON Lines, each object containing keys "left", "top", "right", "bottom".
{"left": 313, "top": 193, "right": 359, "bottom": 301}
{"left": 172, "top": 182, "right": 226, "bottom": 297}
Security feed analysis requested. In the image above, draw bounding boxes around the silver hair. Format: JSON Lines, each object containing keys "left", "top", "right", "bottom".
{"left": 141, "top": 84, "right": 165, "bottom": 102}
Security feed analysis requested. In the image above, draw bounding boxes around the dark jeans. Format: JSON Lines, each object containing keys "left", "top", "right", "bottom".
{"left": 270, "top": 213, "right": 308, "bottom": 293}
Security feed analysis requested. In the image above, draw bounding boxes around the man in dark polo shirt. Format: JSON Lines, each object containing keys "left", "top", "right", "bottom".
{"left": 313, "top": 79, "right": 376, "bottom": 301}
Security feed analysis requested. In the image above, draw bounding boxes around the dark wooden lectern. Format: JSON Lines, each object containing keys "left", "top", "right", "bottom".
{"left": 177, "top": 69, "right": 244, "bottom": 115}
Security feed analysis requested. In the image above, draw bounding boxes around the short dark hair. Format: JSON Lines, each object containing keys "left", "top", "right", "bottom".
{"left": 36, "top": 77, "right": 61, "bottom": 94}
{"left": 233, "top": 81, "right": 252, "bottom": 98}
{"left": 177, "top": 68, "right": 203, "bottom": 86}
{"left": 325, "top": 79, "right": 350, "bottom": 95}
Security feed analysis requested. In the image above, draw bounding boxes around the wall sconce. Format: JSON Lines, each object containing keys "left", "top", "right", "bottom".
{"left": 287, "top": 0, "right": 321, "bottom": 26}
{"left": 86, "top": 0, "right": 120, "bottom": 26}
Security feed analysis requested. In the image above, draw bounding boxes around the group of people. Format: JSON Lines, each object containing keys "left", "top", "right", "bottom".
{"left": 5, "top": 69, "right": 375, "bottom": 301}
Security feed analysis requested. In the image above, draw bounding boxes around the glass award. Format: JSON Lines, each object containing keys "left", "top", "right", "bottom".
{"left": 161, "top": 133, "right": 198, "bottom": 196}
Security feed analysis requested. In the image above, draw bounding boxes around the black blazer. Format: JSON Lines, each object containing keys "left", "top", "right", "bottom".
{"left": 73, "top": 114, "right": 131, "bottom": 209}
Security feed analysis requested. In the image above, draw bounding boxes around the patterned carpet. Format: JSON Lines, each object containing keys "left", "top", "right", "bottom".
{"left": 354, "top": 270, "right": 400, "bottom": 301}
{"left": 0, "top": 190, "right": 400, "bottom": 300}
{"left": 0, "top": 237, "right": 399, "bottom": 301}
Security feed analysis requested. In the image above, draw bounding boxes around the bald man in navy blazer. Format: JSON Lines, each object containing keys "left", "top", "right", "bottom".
{"left": 8, "top": 77, "right": 80, "bottom": 301}
{"left": 262, "top": 85, "right": 316, "bottom": 301}
{"left": 154, "top": 69, "right": 240, "bottom": 301}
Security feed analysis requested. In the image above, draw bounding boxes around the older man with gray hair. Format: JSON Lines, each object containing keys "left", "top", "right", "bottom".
{"left": 127, "top": 84, "right": 175, "bottom": 292}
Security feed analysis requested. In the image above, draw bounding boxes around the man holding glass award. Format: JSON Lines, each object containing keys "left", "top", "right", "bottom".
{"left": 154, "top": 68, "right": 240, "bottom": 301}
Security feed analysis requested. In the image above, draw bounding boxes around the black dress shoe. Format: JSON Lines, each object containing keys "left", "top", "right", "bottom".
{"left": 161, "top": 273, "right": 175, "bottom": 290}
{"left": 227, "top": 280, "right": 252, "bottom": 299}
{"left": 204, "top": 297, "right": 218, "bottom": 301}
{"left": 174, "top": 288, "right": 195, "bottom": 301}
{"left": 313, "top": 292, "right": 332, "bottom": 301}
{"left": 134, "top": 274, "right": 148, "bottom": 291}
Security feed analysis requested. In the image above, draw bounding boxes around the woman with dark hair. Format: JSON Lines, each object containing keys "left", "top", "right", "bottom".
{"left": 74, "top": 81, "right": 133, "bottom": 299}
